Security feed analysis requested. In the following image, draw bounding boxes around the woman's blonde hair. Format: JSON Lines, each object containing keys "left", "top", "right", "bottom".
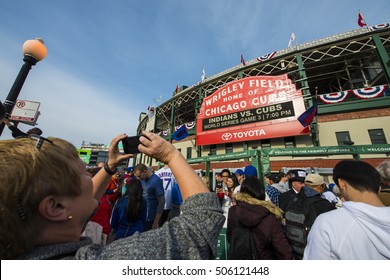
{"left": 0, "top": 137, "right": 82, "bottom": 259}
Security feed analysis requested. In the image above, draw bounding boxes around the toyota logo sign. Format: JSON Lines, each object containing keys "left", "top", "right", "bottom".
{"left": 222, "top": 133, "right": 232, "bottom": 141}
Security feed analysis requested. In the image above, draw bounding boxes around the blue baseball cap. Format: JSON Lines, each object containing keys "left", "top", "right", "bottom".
{"left": 235, "top": 169, "right": 244, "bottom": 175}
{"left": 244, "top": 165, "right": 257, "bottom": 177}
{"left": 126, "top": 167, "right": 134, "bottom": 173}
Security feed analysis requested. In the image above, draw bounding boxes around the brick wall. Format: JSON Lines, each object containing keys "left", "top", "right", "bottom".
{"left": 318, "top": 108, "right": 390, "bottom": 122}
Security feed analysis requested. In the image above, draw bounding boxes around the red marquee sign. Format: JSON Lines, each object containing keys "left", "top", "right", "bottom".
{"left": 196, "top": 75, "right": 310, "bottom": 146}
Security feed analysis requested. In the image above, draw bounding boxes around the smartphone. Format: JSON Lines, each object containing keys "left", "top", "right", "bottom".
{"left": 122, "top": 136, "right": 141, "bottom": 154}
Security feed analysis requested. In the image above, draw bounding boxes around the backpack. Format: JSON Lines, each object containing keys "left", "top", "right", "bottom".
{"left": 228, "top": 223, "right": 259, "bottom": 260}
{"left": 284, "top": 192, "right": 323, "bottom": 259}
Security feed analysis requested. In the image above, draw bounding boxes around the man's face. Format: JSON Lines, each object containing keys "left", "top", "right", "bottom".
{"left": 310, "top": 184, "right": 326, "bottom": 194}
{"left": 134, "top": 169, "right": 148, "bottom": 180}
{"left": 292, "top": 181, "right": 305, "bottom": 192}
{"left": 235, "top": 173, "right": 244, "bottom": 183}
{"left": 221, "top": 172, "right": 230, "bottom": 184}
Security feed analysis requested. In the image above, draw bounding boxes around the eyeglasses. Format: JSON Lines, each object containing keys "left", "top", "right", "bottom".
{"left": 28, "top": 134, "right": 53, "bottom": 151}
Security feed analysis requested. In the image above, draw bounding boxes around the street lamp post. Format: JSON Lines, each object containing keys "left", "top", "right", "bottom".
{"left": 0, "top": 38, "right": 47, "bottom": 136}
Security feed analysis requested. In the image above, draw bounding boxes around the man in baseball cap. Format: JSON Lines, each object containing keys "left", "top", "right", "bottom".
{"left": 305, "top": 174, "right": 327, "bottom": 194}
{"left": 306, "top": 174, "right": 340, "bottom": 205}
{"left": 234, "top": 169, "right": 245, "bottom": 189}
{"left": 234, "top": 169, "right": 244, "bottom": 175}
{"left": 126, "top": 166, "right": 134, "bottom": 173}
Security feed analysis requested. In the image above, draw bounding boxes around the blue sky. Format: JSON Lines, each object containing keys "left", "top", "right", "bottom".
{"left": 0, "top": 0, "right": 389, "bottom": 147}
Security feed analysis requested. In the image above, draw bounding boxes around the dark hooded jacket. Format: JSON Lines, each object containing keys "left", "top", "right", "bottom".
{"left": 227, "top": 193, "right": 293, "bottom": 260}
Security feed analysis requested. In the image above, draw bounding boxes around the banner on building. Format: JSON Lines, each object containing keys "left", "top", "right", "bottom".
{"left": 196, "top": 75, "right": 310, "bottom": 146}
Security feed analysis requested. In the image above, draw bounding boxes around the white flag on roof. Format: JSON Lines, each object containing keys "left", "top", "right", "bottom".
{"left": 288, "top": 32, "right": 296, "bottom": 48}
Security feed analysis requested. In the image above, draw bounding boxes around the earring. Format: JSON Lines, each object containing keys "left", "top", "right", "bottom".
{"left": 67, "top": 215, "right": 73, "bottom": 220}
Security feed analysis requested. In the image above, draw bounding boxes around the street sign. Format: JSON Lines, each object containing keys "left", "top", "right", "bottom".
{"left": 9, "top": 99, "right": 40, "bottom": 124}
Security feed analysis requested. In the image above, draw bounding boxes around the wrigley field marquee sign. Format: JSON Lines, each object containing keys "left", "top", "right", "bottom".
{"left": 196, "top": 75, "right": 310, "bottom": 146}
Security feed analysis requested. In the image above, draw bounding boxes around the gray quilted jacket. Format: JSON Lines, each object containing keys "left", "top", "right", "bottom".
{"left": 17, "top": 193, "right": 225, "bottom": 260}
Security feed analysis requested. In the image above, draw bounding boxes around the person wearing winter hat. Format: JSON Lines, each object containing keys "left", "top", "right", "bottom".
{"left": 279, "top": 169, "right": 307, "bottom": 212}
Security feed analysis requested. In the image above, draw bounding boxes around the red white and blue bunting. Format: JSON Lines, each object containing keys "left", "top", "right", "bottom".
{"left": 256, "top": 51, "right": 277, "bottom": 62}
{"left": 318, "top": 91, "right": 349, "bottom": 104}
{"left": 351, "top": 86, "right": 387, "bottom": 99}
{"left": 160, "top": 121, "right": 195, "bottom": 137}
{"left": 184, "top": 121, "right": 196, "bottom": 130}
{"left": 318, "top": 85, "right": 388, "bottom": 104}
{"left": 371, "top": 22, "right": 390, "bottom": 30}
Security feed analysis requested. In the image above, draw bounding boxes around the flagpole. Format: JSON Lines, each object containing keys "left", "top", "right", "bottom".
{"left": 358, "top": 10, "right": 371, "bottom": 31}
{"left": 313, "top": 87, "right": 319, "bottom": 146}
{"left": 362, "top": 11, "right": 371, "bottom": 31}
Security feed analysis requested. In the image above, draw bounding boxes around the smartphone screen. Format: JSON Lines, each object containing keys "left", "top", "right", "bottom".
{"left": 122, "top": 136, "right": 141, "bottom": 154}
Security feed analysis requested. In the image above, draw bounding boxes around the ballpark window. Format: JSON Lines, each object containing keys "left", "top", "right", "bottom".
{"left": 186, "top": 147, "right": 192, "bottom": 159}
{"left": 210, "top": 145, "right": 216, "bottom": 155}
{"left": 336, "top": 131, "right": 352, "bottom": 146}
{"left": 225, "top": 143, "right": 233, "bottom": 154}
{"left": 284, "top": 137, "right": 296, "bottom": 148}
{"left": 261, "top": 139, "right": 271, "bottom": 148}
{"left": 368, "top": 129, "right": 387, "bottom": 144}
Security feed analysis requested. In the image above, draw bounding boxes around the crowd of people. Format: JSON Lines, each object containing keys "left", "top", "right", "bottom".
{"left": 0, "top": 123, "right": 389, "bottom": 260}
{"left": 215, "top": 161, "right": 390, "bottom": 260}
